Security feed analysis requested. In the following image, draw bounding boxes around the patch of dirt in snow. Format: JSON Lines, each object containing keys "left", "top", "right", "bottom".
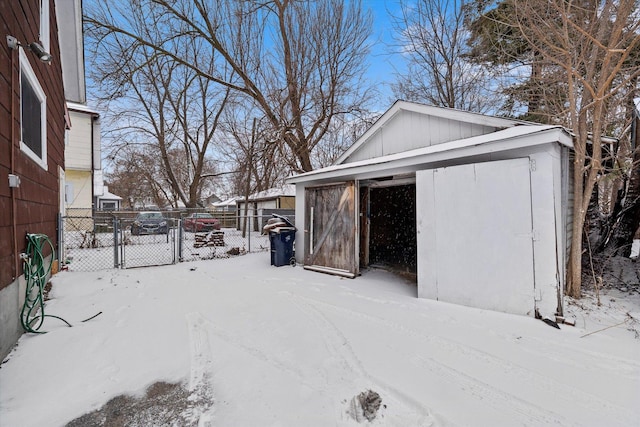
{"left": 582, "top": 254, "right": 639, "bottom": 295}
{"left": 65, "top": 380, "right": 213, "bottom": 427}
{"left": 565, "top": 288, "right": 640, "bottom": 339}
{"left": 569, "top": 254, "right": 640, "bottom": 338}
{"left": 348, "top": 389, "right": 384, "bottom": 422}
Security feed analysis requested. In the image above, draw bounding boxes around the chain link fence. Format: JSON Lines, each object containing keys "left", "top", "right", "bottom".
{"left": 61, "top": 208, "right": 295, "bottom": 271}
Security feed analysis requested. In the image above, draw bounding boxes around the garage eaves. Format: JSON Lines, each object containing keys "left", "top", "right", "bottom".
{"left": 286, "top": 125, "right": 572, "bottom": 185}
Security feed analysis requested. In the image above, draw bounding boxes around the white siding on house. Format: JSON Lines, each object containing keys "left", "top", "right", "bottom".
{"left": 65, "top": 169, "right": 93, "bottom": 212}
{"left": 56, "top": 0, "right": 85, "bottom": 104}
{"left": 65, "top": 110, "right": 93, "bottom": 170}
{"left": 344, "top": 110, "right": 499, "bottom": 164}
{"left": 92, "top": 118, "right": 101, "bottom": 171}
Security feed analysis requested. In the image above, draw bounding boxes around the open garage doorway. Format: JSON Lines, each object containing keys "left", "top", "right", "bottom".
{"left": 360, "top": 178, "right": 417, "bottom": 281}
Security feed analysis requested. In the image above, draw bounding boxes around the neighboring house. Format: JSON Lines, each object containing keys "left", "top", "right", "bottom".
{"left": 287, "top": 100, "right": 574, "bottom": 319}
{"left": 1, "top": 0, "right": 69, "bottom": 360}
{"left": 209, "top": 197, "right": 241, "bottom": 228}
{"left": 58, "top": 0, "right": 123, "bottom": 217}
{"left": 201, "top": 193, "right": 221, "bottom": 207}
{"left": 64, "top": 101, "right": 101, "bottom": 219}
{"left": 96, "top": 185, "right": 122, "bottom": 211}
{"left": 236, "top": 186, "right": 296, "bottom": 231}
{"left": 210, "top": 196, "right": 240, "bottom": 212}
{"left": 58, "top": 0, "right": 116, "bottom": 222}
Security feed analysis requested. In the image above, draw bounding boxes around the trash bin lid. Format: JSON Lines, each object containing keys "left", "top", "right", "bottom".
{"left": 271, "top": 213, "right": 295, "bottom": 229}
{"left": 270, "top": 226, "right": 296, "bottom": 234}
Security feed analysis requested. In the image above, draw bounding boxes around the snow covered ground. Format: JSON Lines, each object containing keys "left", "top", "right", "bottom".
{"left": 1, "top": 252, "right": 639, "bottom": 426}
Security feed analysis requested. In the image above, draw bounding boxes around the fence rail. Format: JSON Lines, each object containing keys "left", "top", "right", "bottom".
{"left": 61, "top": 209, "right": 295, "bottom": 271}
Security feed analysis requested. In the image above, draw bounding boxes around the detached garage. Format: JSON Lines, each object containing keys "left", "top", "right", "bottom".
{"left": 286, "top": 101, "right": 574, "bottom": 318}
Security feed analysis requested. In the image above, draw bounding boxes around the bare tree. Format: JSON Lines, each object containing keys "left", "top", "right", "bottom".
{"left": 311, "top": 113, "right": 379, "bottom": 168}
{"left": 106, "top": 146, "right": 169, "bottom": 209}
{"left": 505, "top": 0, "right": 640, "bottom": 297}
{"left": 85, "top": 0, "right": 374, "bottom": 174}
{"left": 90, "top": 33, "right": 232, "bottom": 208}
{"left": 391, "top": 0, "right": 500, "bottom": 113}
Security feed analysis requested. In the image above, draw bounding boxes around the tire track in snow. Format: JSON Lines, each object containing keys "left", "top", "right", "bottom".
{"left": 185, "top": 312, "right": 216, "bottom": 427}
{"left": 286, "top": 293, "right": 439, "bottom": 426}
{"left": 192, "top": 313, "right": 320, "bottom": 391}
{"left": 500, "top": 334, "right": 640, "bottom": 380}
{"left": 341, "top": 289, "right": 640, "bottom": 379}
{"left": 411, "top": 353, "right": 576, "bottom": 427}
{"left": 288, "top": 293, "right": 636, "bottom": 427}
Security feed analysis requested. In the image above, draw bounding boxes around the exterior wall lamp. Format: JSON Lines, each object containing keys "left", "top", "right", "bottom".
{"left": 6, "top": 35, "right": 52, "bottom": 63}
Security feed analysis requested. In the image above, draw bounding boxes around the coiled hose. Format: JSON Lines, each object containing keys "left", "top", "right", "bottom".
{"left": 20, "top": 233, "right": 71, "bottom": 333}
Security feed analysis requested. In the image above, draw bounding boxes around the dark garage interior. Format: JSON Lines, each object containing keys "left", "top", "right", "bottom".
{"left": 367, "top": 183, "right": 417, "bottom": 278}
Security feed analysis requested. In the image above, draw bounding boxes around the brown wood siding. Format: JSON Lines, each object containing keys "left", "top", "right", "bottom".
{"left": 0, "top": 0, "right": 66, "bottom": 289}
{"left": 278, "top": 196, "right": 295, "bottom": 210}
{"left": 304, "top": 182, "right": 358, "bottom": 276}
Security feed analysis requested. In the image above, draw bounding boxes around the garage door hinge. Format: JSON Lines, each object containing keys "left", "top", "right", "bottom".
{"left": 531, "top": 229, "right": 539, "bottom": 241}
{"left": 530, "top": 159, "right": 536, "bottom": 172}
{"left": 535, "top": 289, "right": 542, "bottom": 301}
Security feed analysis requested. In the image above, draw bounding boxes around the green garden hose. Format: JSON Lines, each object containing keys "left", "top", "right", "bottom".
{"left": 20, "top": 233, "right": 71, "bottom": 333}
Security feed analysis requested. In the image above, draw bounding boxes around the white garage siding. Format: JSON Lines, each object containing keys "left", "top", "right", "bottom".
{"left": 288, "top": 102, "right": 573, "bottom": 317}
{"left": 417, "top": 158, "right": 537, "bottom": 316}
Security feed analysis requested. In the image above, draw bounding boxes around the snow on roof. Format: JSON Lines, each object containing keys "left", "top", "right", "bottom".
{"left": 288, "top": 125, "right": 571, "bottom": 184}
{"left": 98, "top": 190, "right": 122, "bottom": 201}
{"left": 66, "top": 101, "right": 100, "bottom": 116}
{"left": 211, "top": 197, "right": 240, "bottom": 207}
{"left": 238, "top": 185, "right": 296, "bottom": 202}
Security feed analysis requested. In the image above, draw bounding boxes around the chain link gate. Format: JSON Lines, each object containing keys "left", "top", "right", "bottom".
{"left": 61, "top": 210, "right": 291, "bottom": 271}
{"left": 116, "top": 217, "right": 178, "bottom": 269}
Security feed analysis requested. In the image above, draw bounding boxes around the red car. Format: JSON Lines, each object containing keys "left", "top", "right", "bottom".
{"left": 182, "top": 213, "right": 221, "bottom": 232}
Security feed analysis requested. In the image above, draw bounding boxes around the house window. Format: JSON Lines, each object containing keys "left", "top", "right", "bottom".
{"left": 102, "top": 202, "right": 116, "bottom": 211}
{"left": 65, "top": 183, "right": 74, "bottom": 204}
{"left": 19, "top": 49, "right": 47, "bottom": 169}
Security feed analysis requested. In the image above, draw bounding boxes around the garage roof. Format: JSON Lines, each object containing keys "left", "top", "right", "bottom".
{"left": 287, "top": 125, "right": 572, "bottom": 184}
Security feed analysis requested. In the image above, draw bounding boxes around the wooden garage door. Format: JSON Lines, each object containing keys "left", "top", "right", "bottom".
{"left": 304, "top": 182, "right": 358, "bottom": 277}
{"left": 416, "top": 158, "right": 536, "bottom": 315}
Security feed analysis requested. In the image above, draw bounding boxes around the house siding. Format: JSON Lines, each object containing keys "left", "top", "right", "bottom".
{"left": 344, "top": 110, "right": 499, "bottom": 164}
{"left": 65, "top": 110, "right": 93, "bottom": 170}
{"left": 65, "top": 169, "right": 93, "bottom": 211}
{"left": 1, "top": 0, "right": 66, "bottom": 360}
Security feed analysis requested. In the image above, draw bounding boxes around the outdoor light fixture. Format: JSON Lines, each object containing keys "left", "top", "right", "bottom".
{"left": 28, "top": 42, "right": 52, "bottom": 63}
{"left": 6, "top": 35, "right": 52, "bottom": 63}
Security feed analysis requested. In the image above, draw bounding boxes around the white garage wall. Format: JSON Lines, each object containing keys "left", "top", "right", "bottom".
{"left": 416, "top": 147, "right": 564, "bottom": 317}
{"left": 417, "top": 158, "right": 537, "bottom": 316}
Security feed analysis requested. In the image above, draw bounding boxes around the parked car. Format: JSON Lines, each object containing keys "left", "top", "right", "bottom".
{"left": 131, "top": 211, "right": 169, "bottom": 235}
{"left": 182, "top": 213, "right": 221, "bottom": 232}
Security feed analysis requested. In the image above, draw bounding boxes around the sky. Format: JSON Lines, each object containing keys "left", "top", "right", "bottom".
{"left": 84, "top": 0, "right": 406, "bottom": 114}
{"left": 365, "top": 0, "right": 406, "bottom": 109}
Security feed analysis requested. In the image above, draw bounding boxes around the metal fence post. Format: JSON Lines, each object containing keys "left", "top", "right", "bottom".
{"left": 120, "top": 218, "right": 126, "bottom": 269}
{"left": 57, "top": 212, "right": 64, "bottom": 265}
{"left": 248, "top": 214, "right": 251, "bottom": 252}
{"left": 113, "top": 217, "right": 119, "bottom": 268}
{"left": 177, "top": 219, "right": 183, "bottom": 262}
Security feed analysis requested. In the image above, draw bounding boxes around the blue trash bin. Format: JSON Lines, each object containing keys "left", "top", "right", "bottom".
{"left": 269, "top": 227, "right": 296, "bottom": 267}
